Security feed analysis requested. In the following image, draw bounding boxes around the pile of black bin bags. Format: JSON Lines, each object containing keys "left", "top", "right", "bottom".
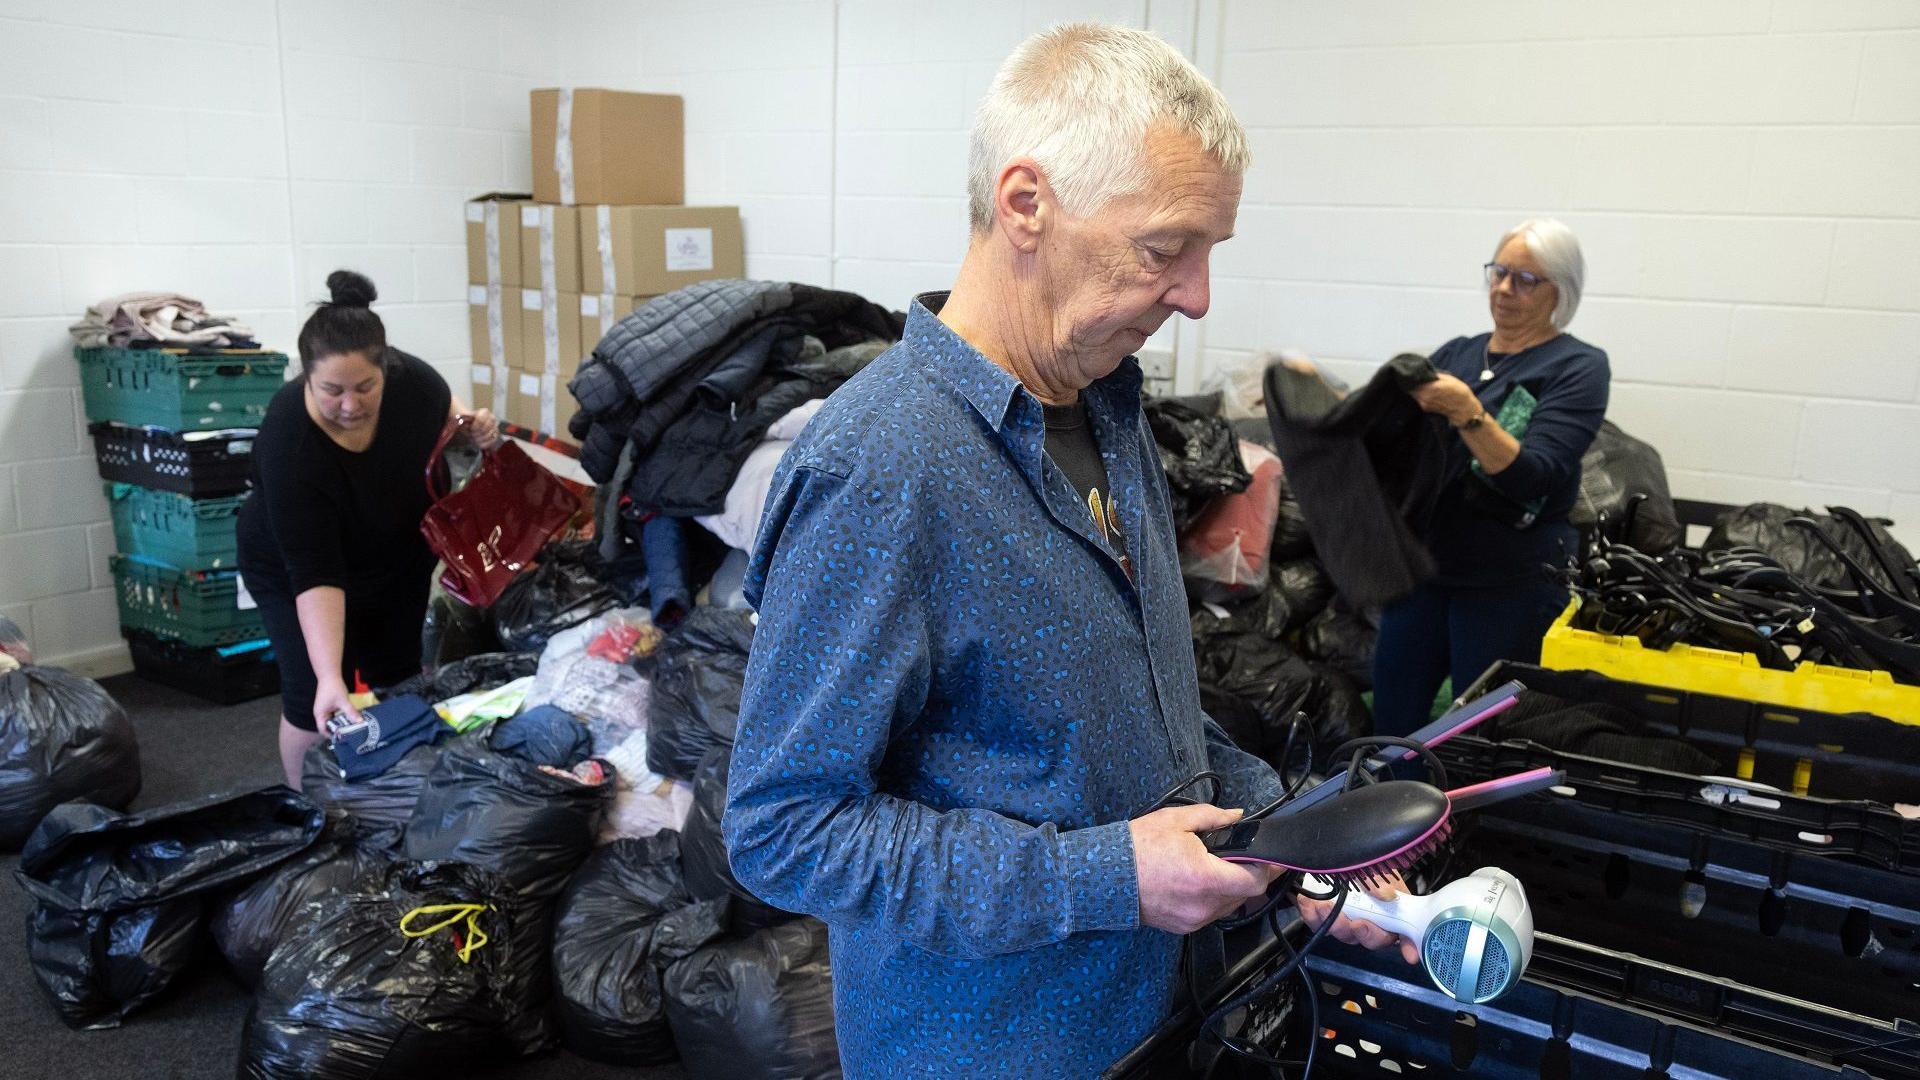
{"left": 1148, "top": 393, "right": 1376, "bottom": 766}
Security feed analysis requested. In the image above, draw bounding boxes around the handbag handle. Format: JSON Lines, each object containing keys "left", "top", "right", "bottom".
{"left": 425, "top": 414, "right": 474, "bottom": 502}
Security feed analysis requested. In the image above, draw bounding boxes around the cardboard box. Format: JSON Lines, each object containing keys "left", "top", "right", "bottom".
{"left": 552, "top": 374, "right": 581, "bottom": 445}
{"left": 531, "top": 89, "right": 683, "bottom": 206}
{"left": 578, "top": 292, "right": 641, "bottom": 352}
{"left": 466, "top": 285, "right": 525, "bottom": 372}
{"left": 508, "top": 370, "right": 543, "bottom": 429}
{"left": 518, "top": 204, "right": 582, "bottom": 294}
{"left": 519, "top": 289, "right": 583, "bottom": 377}
{"left": 469, "top": 364, "right": 498, "bottom": 415}
{"left": 464, "top": 193, "right": 530, "bottom": 287}
{"left": 578, "top": 205, "right": 741, "bottom": 297}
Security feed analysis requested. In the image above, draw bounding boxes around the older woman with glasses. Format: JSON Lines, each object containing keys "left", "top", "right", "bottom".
{"left": 1371, "top": 217, "right": 1612, "bottom": 736}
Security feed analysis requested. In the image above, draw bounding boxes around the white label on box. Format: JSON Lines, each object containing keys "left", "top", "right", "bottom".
{"left": 521, "top": 288, "right": 541, "bottom": 310}
{"left": 664, "top": 227, "right": 715, "bottom": 272}
{"left": 580, "top": 294, "right": 600, "bottom": 317}
{"left": 236, "top": 576, "right": 258, "bottom": 611}
{"left": 473, "top": 365, "right": 492, "bottom": 385}
{"left": 521, "top": 205, "right": 541, "bottom": 227}
{"left": 519, "top": 374, "right": 540, "bottom": 395}
{"left": 466, "top": 203, "right": 484, "bottom": 223}
{"left": 468, "top": 284, "right": 487, "bottom": 306}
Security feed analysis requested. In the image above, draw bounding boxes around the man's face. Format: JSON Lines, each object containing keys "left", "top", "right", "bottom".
{"left": 1036, "top": 126, "right": 1240, "bottom": 390}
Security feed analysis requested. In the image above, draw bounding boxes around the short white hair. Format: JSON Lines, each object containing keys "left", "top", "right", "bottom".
{"left": 1496, "top": 218, "right": 1586, "bottom": 329}
{"left": 967, "top": 23, "right": 1250, "bottom": 232}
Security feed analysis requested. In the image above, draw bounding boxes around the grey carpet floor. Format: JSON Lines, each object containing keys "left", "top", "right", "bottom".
{"left": 0, "top": 672, "right": 688, "bottom": 1080}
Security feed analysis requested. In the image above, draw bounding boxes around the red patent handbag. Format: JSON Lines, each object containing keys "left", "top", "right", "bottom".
{"left": 419, "top": 416, "right": 579, "bottom": 607}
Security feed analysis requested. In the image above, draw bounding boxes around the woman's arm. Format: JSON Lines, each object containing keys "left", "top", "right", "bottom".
{"left": 295, "top": 585, "right": 356, "bottom": 728}
{"left": 1411, "top": 373, "right": 1521, "bottom": 473}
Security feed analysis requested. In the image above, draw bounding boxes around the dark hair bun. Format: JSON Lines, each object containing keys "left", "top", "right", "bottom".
{"left": 326, "top": 269, "right": 377, "bottom": 308}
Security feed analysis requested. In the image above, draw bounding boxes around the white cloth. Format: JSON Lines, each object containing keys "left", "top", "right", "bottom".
{"left": 767, "top": 397, "right": 825, "bottom": 441}
{"left": 68, "top": 291, "right": 255, "bottom": 349}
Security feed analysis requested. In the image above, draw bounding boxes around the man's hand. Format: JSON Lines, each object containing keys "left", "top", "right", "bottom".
{"left": 1296, "top": 876, "right": 1422, "bottom": 966}
{"left": 1410, "top": 372, "right": 1482, "bottom": 426}
{"left": 1131, "top": 804, "right": 1281, "bottom": 935}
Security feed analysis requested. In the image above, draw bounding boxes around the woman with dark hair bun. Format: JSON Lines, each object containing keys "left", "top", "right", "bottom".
{"left": 237, "top": 270, "right": 503, "bottom": 785}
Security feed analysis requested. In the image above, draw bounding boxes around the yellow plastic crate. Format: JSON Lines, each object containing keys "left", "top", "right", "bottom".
{"left": 1541, "top": 598, "right": 1920, "bottom": 725}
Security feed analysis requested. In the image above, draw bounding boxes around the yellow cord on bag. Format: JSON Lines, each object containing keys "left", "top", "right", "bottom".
{"left": 400, "top": 902, "right": 493, "bottom": 964}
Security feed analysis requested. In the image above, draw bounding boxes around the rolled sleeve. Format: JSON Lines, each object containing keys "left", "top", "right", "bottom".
{"left": 724, "top": 464, "right": 1143, "bottom": 960}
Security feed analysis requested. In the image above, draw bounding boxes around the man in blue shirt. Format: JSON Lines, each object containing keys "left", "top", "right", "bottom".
{"left": 725, "top": 23, "right": 1407, "bottom": 1078}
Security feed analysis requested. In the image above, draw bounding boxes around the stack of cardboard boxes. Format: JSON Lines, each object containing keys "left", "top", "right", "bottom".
{"left": 465, "top": 89, "right": 744, "bottom": 444}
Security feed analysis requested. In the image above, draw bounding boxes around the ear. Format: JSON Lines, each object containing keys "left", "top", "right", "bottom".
{"left": 993, "top": 158, "right": 1046, "bottom": 254}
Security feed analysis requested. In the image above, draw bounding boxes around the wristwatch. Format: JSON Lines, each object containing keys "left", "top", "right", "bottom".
{"left": 1455, "top": 409, "right": 1487, "bottom": 431}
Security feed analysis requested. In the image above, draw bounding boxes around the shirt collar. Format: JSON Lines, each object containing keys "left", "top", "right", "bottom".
{"left": 908, "top": 290, "right": 1146, "bottom": 431}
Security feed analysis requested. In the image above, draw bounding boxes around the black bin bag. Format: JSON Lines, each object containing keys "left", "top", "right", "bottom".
{"left": 552, "top": 833, "right": 728, "bottom": 1065}
{"left": 0, "top": 663, "right": 142, "bottom": 850}
{"left": 380, "top": 651, "right": 537, "bottom": 702}
{"left": 646, "top": 608, "right": 756, "bottom": 781}
{"left": 681, "top": 748, "right": 799, "bottom": 935}
{"left": 404, "top": 738, "right": 616, "bottom": 1054}
{"left": 15, "top": 786, "right": 324, "bottom": 1029}
{"left": 492, "top": 541, "right": 621, "bottom": 654}
{"left": 302, "top": 737, "right": 456, "bottom": 829}
{"left": 239, "top": 860, "right": 524, "bottom": 1080}
{"left": 211, "top": 812, "right": 403, "bottom": 989}
{"left": 663, "top": 917, "right": 841, "bottom": 1080}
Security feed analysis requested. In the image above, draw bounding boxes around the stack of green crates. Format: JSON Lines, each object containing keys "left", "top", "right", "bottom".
{"left": 80, "top": 345, "right": 289, "bottom": 701}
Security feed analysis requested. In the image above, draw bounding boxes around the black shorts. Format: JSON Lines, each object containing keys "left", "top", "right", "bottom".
{"left": 244, "top": 569, "right": 430, "bottom": 731}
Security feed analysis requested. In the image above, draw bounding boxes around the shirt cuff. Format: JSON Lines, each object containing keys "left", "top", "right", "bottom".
{"left": 1059, "top": 819, "right": 1141, "bottom": 936}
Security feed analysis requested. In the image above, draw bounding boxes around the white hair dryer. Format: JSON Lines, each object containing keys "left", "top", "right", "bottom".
{"left": 1305, "top": 867, "right": 1535, "bottom": 1004}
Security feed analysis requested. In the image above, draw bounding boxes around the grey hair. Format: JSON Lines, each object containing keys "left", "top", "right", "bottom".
{"left": 1496, "top": 218, "right": 1585, "bottom": 329}
{"left": 966, "top": 23, "right": 1250, "bottom": 232}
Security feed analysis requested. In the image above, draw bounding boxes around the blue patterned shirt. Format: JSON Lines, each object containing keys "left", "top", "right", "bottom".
{"left": 724, "top": 294, "right": 1283, "bottom": 1078}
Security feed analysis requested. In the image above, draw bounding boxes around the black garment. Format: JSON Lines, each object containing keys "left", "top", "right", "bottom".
{"left": 1426, "top": 332, "right": 1610, "bottom": 587}
{"left": 1496, "top": 691, "right": 1719, "bottom": 775}
{"left": 1265, "top": 352, "right": 1448, "bottom": 608}
{"left": 620, "top": 286, "right": 902, "bottom": 516}
{"left": 236, "top": 348, "right": 450, "bottom": 729}
{"left": 1043, "top": 400, "right": 1129, "bottom": 571}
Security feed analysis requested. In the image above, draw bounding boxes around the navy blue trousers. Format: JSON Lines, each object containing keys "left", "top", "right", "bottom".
{"left": 1370, "top": 578, "right": 1569, "bottom": 738}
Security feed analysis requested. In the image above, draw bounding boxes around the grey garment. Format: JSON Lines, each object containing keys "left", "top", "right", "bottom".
{"left": 568, "top": 279, "right": 792, "bottom": 480}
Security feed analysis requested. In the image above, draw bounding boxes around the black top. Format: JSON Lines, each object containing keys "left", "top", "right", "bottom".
{"left": 236, "top": 348, "right": 452, "bottom": 600}
{"left": 1425, "top": 331, "right": 1611, "bottom": 587}
{"left": 1043, "top": 399, "right": 1130, "bottom": 574}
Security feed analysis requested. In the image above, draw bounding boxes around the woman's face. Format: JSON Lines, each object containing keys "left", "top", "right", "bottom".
{"left": 1487, "top": 235, "right": 1559, "bottom": 341}
{"left": 307, "top": 350, "right": 385, "bottom": 430}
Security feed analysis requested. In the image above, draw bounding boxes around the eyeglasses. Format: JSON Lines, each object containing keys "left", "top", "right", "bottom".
{"left": 1484, "top": 262, "right": 1547, "bottom": 294}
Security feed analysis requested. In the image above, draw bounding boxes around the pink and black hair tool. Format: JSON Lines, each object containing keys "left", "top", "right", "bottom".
{"left": 1200, "top": 681, "right": 1559, "bottom": 887}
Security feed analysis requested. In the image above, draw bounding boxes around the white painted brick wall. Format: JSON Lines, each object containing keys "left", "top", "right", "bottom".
{"left": 8, "top": 0, "right": 1917, "bottom": 669}
{"left": 0, "top": 0, "right": 620, "bottom": 669}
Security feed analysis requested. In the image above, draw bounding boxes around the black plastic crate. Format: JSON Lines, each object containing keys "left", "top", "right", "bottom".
{"left": 1108, "top": 920, "right": 1885, "bottom": 1079}
{"left": 126, "top": 631, "right": 278, "bottom": 706}
{"left": 89, "top": 422, "right": 256, "bottom": 498}
{"left": 1439, "top": 799, "right": 1920, "bottom": 1036}
{"left": 1459, "top": 660, "right": 1920, "bottom": 805}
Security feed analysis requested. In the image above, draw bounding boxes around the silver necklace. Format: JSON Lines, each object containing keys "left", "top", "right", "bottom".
{"left": 1479, "top": 339, "right": 1495, "bottom": 383}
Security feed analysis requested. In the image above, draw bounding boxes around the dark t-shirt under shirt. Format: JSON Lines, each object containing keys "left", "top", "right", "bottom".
{"left": 236, "top": 348, "right": 451, "bottom": 602}
{"left": 1043, "top": 399, "right": 1130, "bottom": 576}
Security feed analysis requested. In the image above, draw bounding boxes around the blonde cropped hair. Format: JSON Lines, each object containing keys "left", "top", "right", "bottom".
{"left": 967, "top": 23, "right": 1250, "bottom": 232}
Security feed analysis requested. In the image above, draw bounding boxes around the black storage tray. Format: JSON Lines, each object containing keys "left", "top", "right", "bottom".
{"left": 90, "top": 422, "right": 256, "bottom": 498}
{"left": 1440, "top": 798, "right": 1920, "bottom": 1036}
{"left": 126, "top": 630, "right": 278, "bottom": 706}
{"left": 1108, "top": 918, "right": 1887, "bottom": 1079}
{"left": 1459, "top": 660, "right": 1920, "bottom": 805}
{"left": 1436, "top": 735, "right": 1920, "bottom": 876}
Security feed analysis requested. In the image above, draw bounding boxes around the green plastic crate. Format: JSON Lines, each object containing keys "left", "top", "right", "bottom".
{"left": 105, "top": 483, "right": 245, "bottom": 570}
{"left": 110, "top": 554, "right": 264, "bottom": 648}
{"left": 76, "top": 346, "right": 288, "bottom": 430}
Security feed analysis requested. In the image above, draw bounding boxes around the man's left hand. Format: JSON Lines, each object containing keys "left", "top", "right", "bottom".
{"left": 1410, "top": 373, "right": 1481, "bottom": 426}
{"left": 1295, "top": 875, "right": 1423, "bottom": 966}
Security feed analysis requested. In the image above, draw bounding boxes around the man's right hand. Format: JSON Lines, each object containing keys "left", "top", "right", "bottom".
{"left": 1131, "top": 804, "right": 1276, "bottom": 934}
